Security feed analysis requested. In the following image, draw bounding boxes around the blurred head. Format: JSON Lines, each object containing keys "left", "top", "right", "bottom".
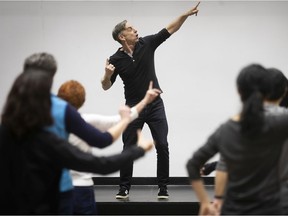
{"left": 265, "top": 68, "right": 288, "bottom": 101}
{"left": 23, "top": 52, "right": 57, "bottom": 78}
{"left": 57, "top": 80, "right": 86, "bottom": 110}
{"left": 236, "top": 64, "right": 269, "bottom": 137}
{"left": 1, "top": 70, "right": 53, "bottom": 137}
{"left": 112, "top": 20, "right": 138, "bottom": 45}
{"left": 237, "top": 64, "right": 269, "bottom": 102}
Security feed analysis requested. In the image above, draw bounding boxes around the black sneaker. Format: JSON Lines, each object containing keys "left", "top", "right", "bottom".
{"left": 116, "top": 187, "right": 129, "bottom": 199}
{"left": 157, "top": 187, "right": 169, "bottom": 199}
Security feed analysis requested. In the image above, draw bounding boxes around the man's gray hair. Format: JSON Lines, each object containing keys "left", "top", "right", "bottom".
{"left": 23, "top": 52, "right": 57, "bottom": 78}
{"left": 112, "top": 20, "right": 127, "bottom": 44}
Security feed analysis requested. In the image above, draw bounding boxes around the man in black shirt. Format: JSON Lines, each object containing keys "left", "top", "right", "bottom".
{"left": 101, "top": 2, "right": 200, "bottom": 199}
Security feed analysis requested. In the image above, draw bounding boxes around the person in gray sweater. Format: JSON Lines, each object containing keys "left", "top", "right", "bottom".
{"left": 212, "top": 67, "right": 288, "bottom": 214}
{"left": 186, "top": 64, "right": 288, "bottom": 215}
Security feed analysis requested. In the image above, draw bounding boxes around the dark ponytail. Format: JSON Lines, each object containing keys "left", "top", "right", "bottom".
{"left": 237, "top": 64, "right": 268, "bottom": 137}
{"left": 240, "top": 90, "right": 264, "bottom": 136}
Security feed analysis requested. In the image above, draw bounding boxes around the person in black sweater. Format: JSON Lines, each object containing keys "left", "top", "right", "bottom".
{"left": 0, "top": 70, "right": 153, "bottom": 214}
{"left": 186, "top": 64, "right": 288, "bottom": 215}
{"left": 212, "top": 67, "right": 288, "bottom": 214}
{"left": 101, "top": 2, "right": 200, "bottom": 200}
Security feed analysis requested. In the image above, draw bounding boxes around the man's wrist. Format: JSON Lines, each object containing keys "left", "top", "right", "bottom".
{"left": 101, "top": 77, "right": 112, "bottom": 89}
{"left": 141, "top": 97, "right": 149, "bottom": 106}
{"left": 101, "top": 76, "right": 110, "bottom": 83}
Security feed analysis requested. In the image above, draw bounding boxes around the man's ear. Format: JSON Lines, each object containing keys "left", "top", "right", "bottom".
{"left": 118, "top": 33, "right": 125, "bottom": 42}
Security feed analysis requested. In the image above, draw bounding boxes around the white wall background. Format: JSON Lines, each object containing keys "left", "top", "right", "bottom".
{"left": 0, "top": 1, "right": 288, "bottom": 177}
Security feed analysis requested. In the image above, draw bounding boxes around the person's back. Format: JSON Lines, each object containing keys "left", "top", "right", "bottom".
{"left": 264, "top": 67, "right": 288, "bottom": 213}
{"left": 186, "top": 64, "right": 288, "bottom": 215}
{"left": 264, "top": 104, "right": 288, "bottom": 214}
{"left": 216, "top": 115, "right": 287, "bottom": 214}
{"left": 211, "top": 66, "right": 288, "bottom": 214}
{"left": 0, "top": 126, "right": 67, "bottom": 214}
{"left": 0, "top": 71, "right": 154, "bottom": 214}
{"left": 23, "top": 52, "right": 75, "bottom": 213}
{"left": 0, "top": 71, "right": 61, "bottom": 214}
{"left": 23, "top": 52, "right": 134, "bottom": 214}
{"left": 219, "top": 65, "right": 288, "bottom": 214}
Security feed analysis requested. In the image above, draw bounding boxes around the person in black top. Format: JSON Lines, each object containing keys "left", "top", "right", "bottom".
{"left": 0, "top": 70, "right": 154, "bottom": 214}
{"left": 101, "top": 2, "right": 200, "bottom": 200}
{"left": 186, "top": 64, "right": 288, "bottom": 215}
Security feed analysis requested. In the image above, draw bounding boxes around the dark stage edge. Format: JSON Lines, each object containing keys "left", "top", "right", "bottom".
{"left": 93, "top": 177, "right": 214, "bottom": 215}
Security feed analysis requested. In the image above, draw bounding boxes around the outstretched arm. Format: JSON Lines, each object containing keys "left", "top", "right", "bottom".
{"left": 65, "top": 104, "right": 130, "bottom": 148}
{"left": 76, "top": 81, "right": 161, "bottom": 134}
{"left": 131, "top": 81, "right": 162, "bottom": 120}
{"left": 106, "top": 105, "right": 131, "bottom": 142}
{"left": 45, "top": 130, "right": 154, "bottom": 175}
{"left": 166, "top": 1, "right": 200, "bottom": 35}
{"left": 101, "top": 81, "right": 161, "bottom": 140}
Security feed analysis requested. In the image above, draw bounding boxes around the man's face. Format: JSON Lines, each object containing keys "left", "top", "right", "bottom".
{"left": 120, "top": 22, "right": 139, "bottom": 45}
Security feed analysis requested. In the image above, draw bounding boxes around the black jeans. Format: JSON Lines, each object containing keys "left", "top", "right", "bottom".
{"left": 58, "top": 189, "right": 74, "bottom": 215}
{"left": 120, "top": 97, "right": 169, "bottom": 190}
{"left": 73, "top": 186, "right": 97, "bottom": 215}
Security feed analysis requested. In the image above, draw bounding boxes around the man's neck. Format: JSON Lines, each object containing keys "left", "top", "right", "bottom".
{"left": 121, "top": 46, "right": 134, "bottom": 58}
{"left": 121, "top": 43, "right": 135, "bottom": 54}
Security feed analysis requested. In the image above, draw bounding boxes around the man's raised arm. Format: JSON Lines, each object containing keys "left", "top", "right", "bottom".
{"left": 166, "top": 1, "right": 200, "bottom": 35}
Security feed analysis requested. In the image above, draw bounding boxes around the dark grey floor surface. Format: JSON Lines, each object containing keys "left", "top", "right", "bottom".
{"left": 94, "top": 185, "right": 214, "bottom": 203}
{"left": 94, "top": 185, "right": 215, "bottom": 215}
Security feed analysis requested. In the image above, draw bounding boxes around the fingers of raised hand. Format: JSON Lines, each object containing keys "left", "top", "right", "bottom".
{"left": 106, "top": 64, "right": 115, "bottom": 71}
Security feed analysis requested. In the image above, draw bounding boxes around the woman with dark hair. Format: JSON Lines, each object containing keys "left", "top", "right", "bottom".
{"left": 0, "top": 70, "right": 154, "bottom": 214}
{"left": 186, "top": 64, "right": 288, "bottom": 215}
{"left": 23, "top": 52, "right": 149, "bottom": 214}
{"left": 1, "top": 70, "right": 53, "bottom": 137}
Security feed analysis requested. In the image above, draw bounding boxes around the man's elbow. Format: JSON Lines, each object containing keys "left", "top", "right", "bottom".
{"left": 101, "top": 81, "right": 112, "bottom": 91}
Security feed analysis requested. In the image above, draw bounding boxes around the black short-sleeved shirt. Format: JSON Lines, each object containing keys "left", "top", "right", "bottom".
{"left": 109, "top": 28, "right": 171, "bottom": 104}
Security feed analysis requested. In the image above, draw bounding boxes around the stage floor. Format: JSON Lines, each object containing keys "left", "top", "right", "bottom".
{"left": 94, "top": 185, "right": 214, "bottom": 203}
{"left": 94, "top": 185, "right": 215, "bottom": 215}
